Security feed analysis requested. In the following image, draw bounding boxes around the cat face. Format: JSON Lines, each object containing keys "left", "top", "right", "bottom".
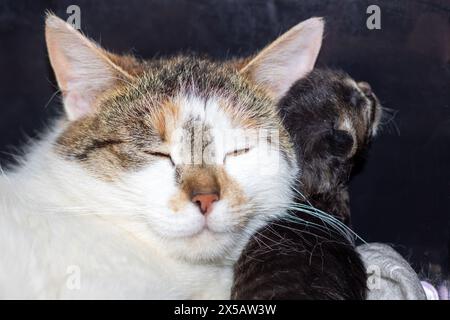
{"left": 56, "top": 58, "right": 297, "bottom": 261}
{"left": 45, "top": 15, "right": 324, "bottom": 261}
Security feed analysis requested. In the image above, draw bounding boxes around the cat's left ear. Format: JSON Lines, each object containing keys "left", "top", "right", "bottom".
{"left": 240, "top": 17, "right": 324, "bottom": 100}
{"left": 45, "top": 14, "right": 134, "bottom": 121}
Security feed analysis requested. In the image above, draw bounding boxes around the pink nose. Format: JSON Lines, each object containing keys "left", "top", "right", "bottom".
{"left": 191, "top": 193, "right": 219, "bottom": 215}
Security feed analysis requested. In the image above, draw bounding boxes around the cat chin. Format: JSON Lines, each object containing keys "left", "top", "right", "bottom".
{"left": 156, "top": 216, "right": 271, "bottom": 264}
{"left": 157, "top": 228, "right": 243, "bottom": 263}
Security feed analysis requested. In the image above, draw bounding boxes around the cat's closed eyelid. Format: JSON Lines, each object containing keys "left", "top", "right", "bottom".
{"left": 224, "top": 147, "right": 251, "bottom": 160}
{"left": 144, "top": 150, "right": 175, "bottom": 165}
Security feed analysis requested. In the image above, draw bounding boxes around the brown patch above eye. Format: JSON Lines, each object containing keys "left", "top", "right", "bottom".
{"left": 151, "top": 100, "right": 180, "bottom": 143}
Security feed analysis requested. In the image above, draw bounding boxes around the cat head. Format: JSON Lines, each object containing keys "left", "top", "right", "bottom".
{"left": 45, "top": 14, "right": 324, "bottom": 262}
{"left": 279, "top": 69, "right": 383, "bottom": 196}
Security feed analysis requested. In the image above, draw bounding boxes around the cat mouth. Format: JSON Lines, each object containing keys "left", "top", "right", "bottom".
{"left": 191, "top": 224, "right": 217, "bottom": 236}
{"left": 188, "top": 222, "right": 233, "bottom": 238}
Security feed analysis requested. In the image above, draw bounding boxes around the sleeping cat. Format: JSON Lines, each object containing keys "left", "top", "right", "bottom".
{"left": 0, "top": 15, "right": 324, "bottom": 298}
{"left": 232, "top": 69, "right": 383, "bottom": 299}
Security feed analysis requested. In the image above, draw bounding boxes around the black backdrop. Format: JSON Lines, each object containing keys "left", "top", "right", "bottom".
{"left": 0, "top": 0, "right": 449, "bottom": 277}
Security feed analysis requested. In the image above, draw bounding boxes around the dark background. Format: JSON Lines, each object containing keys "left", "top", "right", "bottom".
{"left": 0, "top": 0, "right": 449, "bottom": 279}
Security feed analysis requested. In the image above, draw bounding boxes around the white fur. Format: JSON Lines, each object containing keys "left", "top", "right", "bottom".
{"left": 0, "top": 95, "right": 296, "bottom": 299}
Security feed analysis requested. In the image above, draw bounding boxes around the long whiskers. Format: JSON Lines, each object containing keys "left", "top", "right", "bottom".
{"left": 285, "top": 183, "right": 366, "bottom": 244}
{"left": 380, "top": 106, "right": 400, "bottom": 136}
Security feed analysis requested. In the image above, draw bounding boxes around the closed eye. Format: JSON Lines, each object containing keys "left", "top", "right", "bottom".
{"left": 144, "top": 151, "right": 175, "bottom": 166}
{"left": 225, "top": 147, "right": 251, "bottom": 159}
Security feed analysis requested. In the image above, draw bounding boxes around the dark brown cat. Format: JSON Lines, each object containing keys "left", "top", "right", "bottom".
{"left": 231, "top": 69, "right": 383, "bottom": 300}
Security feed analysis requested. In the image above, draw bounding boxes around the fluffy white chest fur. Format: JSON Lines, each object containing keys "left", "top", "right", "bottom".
{"left": 0, "top": 207, "right": 233, "bottom": 299}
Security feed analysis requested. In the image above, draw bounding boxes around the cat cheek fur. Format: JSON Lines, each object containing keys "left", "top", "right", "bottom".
{"left": 121, "top": 161, "right": 207, "bottom": 239}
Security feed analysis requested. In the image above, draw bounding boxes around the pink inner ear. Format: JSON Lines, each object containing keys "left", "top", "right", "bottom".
{"left": 64, "top": 91, "right": 92, "bottom": 121}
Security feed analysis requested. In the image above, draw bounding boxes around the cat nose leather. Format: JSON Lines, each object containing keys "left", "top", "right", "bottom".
{"left": 191, "top": 193, "right": 219, "bottom": 215}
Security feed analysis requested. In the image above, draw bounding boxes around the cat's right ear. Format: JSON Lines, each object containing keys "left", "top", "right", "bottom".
{"left": 45, "top": 14, "right": 133, "bottom": 121}
{"left": 240, "top": 17, "right": 324, "bottom": 100}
